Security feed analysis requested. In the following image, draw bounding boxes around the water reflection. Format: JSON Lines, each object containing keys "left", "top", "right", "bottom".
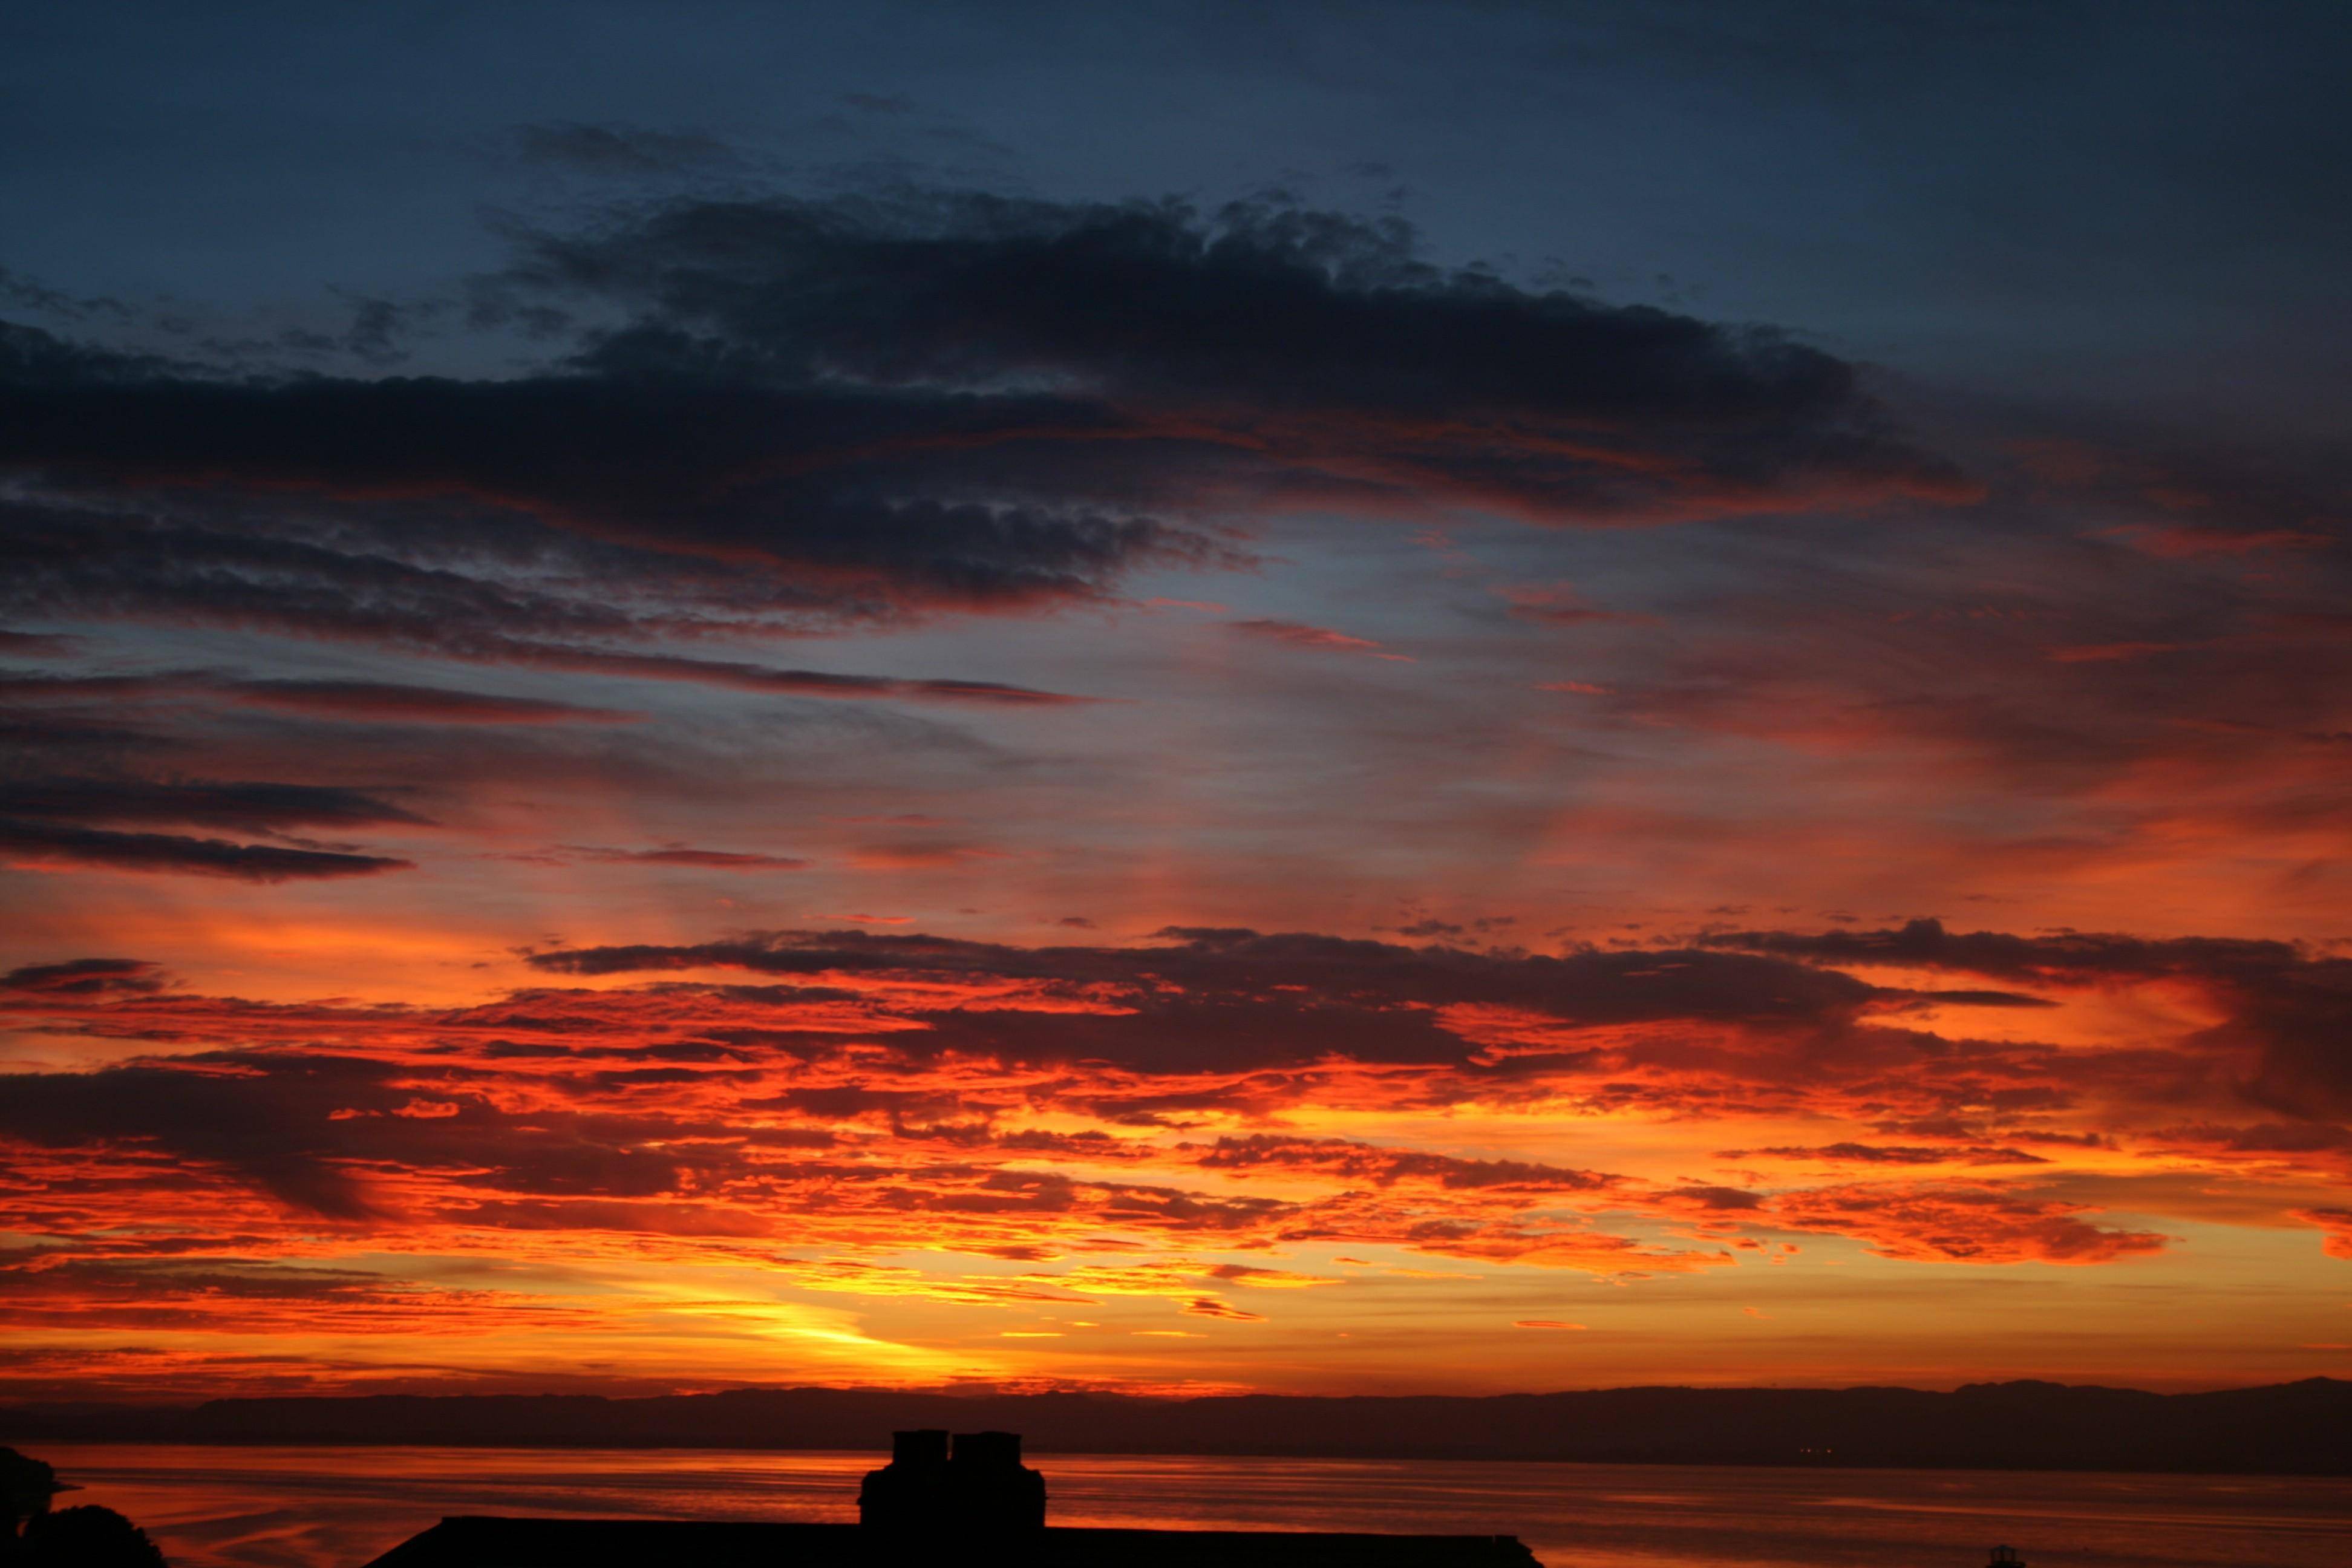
{"left": 28, "top": 1444, "right": 2352, "bottom": 1568}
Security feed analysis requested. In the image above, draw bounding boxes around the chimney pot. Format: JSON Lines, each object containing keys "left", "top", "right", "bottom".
{"left": 891, "top": 1429, "right": 949, "bottom": 1467}
{"left": 953, "top": 1431, "right": 1022, "bottom": 1468}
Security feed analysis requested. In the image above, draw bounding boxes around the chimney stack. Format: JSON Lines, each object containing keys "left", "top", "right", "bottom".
{"left": 892, "top": 1429, "right": 949, "bottom": 1467}
{"left": 859, "top": 1429, "right": 1047, "bottom": 1538}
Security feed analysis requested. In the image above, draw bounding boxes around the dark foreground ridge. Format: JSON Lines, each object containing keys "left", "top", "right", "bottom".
{"left": 7, "top": 1379, "right": 2351, "bottom": 1475}
{"left": 362, "top": 1430, "right": 1545, "bottom": 1568}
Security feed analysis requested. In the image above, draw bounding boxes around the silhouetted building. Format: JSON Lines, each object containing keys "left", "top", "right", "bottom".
{"left": 363, "top": 1432, "right": 1543, "bottom": 1568}
{"left": 366, "top": 1517, "right": 1543, "bottom": 1568}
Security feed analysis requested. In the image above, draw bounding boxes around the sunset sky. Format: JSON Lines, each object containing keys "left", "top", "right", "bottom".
{"left": 5, "top": 0, "right": 2351, "bottom": 1405}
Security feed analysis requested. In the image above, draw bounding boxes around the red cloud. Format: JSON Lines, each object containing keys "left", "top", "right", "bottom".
{"left": 3, "top": 912, "right": 2341, "bottom": 1400}
{"left": 2294, "top": 1208, "right": 2352, "bottom": 1261}
{"left": 567, "top": 844, "right": 811, "bottom": 871}
{"left": 1227, "top": 619, "right": 1414, "bottom": 661}
{"left": 1769, "top": 1183, "right": 2171, "bottom": 1264}
{"left": 1181, "top": 1298, "right": 1268, "bottom": 1322}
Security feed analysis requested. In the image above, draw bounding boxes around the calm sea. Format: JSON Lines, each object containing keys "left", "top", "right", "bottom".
{"left": 21, "top": 1443, "right": 2352, "bottom": 1568}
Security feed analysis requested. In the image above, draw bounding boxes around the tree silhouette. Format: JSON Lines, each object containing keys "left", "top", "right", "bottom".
{"left": 20, "top": 1504, "right": 168, "bottom": 1567}
{"left": 0, "top": 1448, "right": 57, "bottom": 1546}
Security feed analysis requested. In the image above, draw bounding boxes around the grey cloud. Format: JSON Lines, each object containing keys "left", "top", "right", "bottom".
{"left": 0, "top": 188, "right": 1959, "bottom": 691}
{"left": 512, "top": 123, "right": 740, "bottom": 177}
{"left": 0, "top": 777, "right": 428, "bottom": 832}
{"left": 0, "top": 820, "right": 413, "bottom": 882}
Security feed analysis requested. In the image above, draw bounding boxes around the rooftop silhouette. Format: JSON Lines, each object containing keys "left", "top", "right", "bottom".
{"left": 363, "top": 1432, "right": 1544, "bottom": 1568}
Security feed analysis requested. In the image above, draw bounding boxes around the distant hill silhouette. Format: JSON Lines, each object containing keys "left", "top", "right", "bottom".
{"left": 5, "top": 1379, "right": 2350, "bottom": 1475}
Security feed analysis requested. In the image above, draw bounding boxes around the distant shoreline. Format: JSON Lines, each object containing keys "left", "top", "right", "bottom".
{"left": 13, "top": 1436, "right": 2352, "bottom": 1480}
{"left": 8, "top": 1378, "right": 2349, "bottom": 1477}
